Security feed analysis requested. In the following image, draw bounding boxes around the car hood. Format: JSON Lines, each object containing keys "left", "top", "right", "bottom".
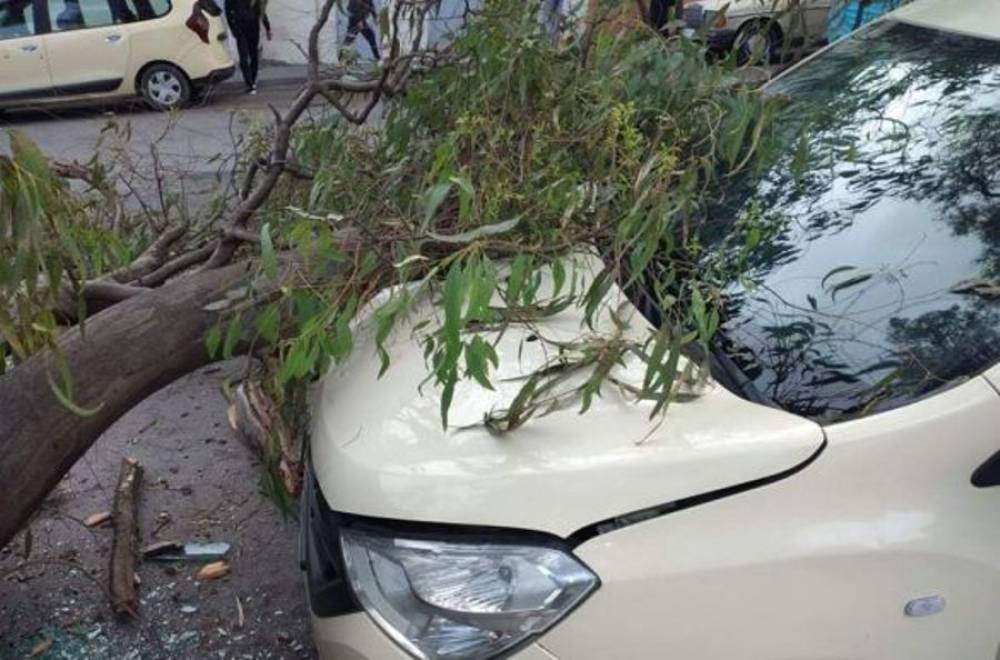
{"left": 310, "top": 260, "right": 824, "bottom": 538}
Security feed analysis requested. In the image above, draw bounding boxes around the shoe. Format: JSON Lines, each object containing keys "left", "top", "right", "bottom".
{"left": 248, "top": 86, "right": 257, "bottom": 95}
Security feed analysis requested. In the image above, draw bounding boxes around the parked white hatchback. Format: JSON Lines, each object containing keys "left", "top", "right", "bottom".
{"left": 303, "top": 0, "right": 1000, "bottom": 658}
{"left": 0, "top": 0, "right": 232, "bottom": 111}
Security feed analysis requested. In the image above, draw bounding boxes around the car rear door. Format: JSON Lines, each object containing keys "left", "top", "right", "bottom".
{"left": 0, "top": 0, "right": 53, "bottom": 102}
{"left": 42, "top": 0, "right": 130, "bottom": 96}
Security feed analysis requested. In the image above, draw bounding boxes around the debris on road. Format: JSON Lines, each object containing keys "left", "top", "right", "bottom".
{"left": 145, "top": 541, "right": 230, "bottom": 562}
{"left": 141, "top": 540, "right": 182, "bottom": 558}
{"left": 235, "top": 594, "right": 245, "bottom": 629}
{"left": 109, "top": 458, "right": 143, "bottom": 618}
{"left": 29, "top": 638, "right": 52, "bottom": 656}
{"left": 196, "top": 561, "right": 230, "bottom": 581}
{"left": 84, "top": 512, "right": 112, "bottom": 527}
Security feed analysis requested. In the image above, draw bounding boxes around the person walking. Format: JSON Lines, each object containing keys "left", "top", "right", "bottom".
{"left": 226, "top": 0, "right": 271, "bottom": 94}
{"left": 344, "top": 0, "right": 380, "bottom": 60}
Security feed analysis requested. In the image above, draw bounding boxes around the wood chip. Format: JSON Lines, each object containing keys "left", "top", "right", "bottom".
{"left": 235, "top": 594, "right": 245, "bottom": 629}
{"left": 30, "top": 639, "right": 52, "bottom": 657}
{"left": 84, "top": 511, "right": 112, "bottom": 527}
{"left": 196, "top": 561, "right": 230, "bottom": 581}
{"left": 141, "top": 540, "right": 182, "bottom": 558}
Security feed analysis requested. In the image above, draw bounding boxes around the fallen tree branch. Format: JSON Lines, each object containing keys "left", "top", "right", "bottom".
{"left": 0, "top": 258, "right": 285, "bottom": 549}
{"left": 109, "top": 457, "right": 142, "bottom": 618}
{"left": 134, "top": 244, "right": 215, "bottom": 288}
{"left": 105, "top": 223, "right": 188, "bottom": 284}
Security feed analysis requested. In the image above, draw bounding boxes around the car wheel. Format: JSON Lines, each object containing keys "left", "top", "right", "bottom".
{"left": 734, "top": 20, "right": 781, "bottom": 66}
{"left": 139, "top": 64, "right": 191, "bottom": 111}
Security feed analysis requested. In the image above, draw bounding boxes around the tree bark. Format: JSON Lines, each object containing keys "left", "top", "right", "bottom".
{"left": 0, "top": 260, "right": 264, "bottom": 550}
{"left": 109, "top": 457, "right": 142, "bottom": 617}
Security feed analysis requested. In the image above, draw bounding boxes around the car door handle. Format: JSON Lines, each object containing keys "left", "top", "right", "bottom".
{"left": 105, "top": 34, "right": 122, "bottom": 43}
{"left": 20, "top": 44, "right": 38, "bottom": 52}
{"left": 971, "top": 449, "right": 1000, "bottom": 488}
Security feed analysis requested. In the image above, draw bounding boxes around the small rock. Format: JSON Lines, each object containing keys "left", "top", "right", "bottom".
{"left": 181, "top": 605, "right": 199, "bottom": 614}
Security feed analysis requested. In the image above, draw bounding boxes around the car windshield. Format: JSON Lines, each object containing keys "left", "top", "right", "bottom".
{"left": 705, "top": 20, "right": 1000, "bottom": 423}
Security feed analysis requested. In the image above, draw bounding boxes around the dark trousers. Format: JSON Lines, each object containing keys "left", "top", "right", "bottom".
{"left": 648, "top": 0, "right": 678, "bottom": 31}
{"left": 232, "top": 18, "right": 261, "bottom": 87}
{"left": 346, "top": 0, "right": 379, "bottom": 58}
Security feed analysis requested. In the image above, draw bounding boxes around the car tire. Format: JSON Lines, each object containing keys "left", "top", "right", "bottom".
{"left": 734, "top": 20, "right": 782, "bottom": 66}
{"left": 139, "top": 64, "right": 191, "bottom": 111}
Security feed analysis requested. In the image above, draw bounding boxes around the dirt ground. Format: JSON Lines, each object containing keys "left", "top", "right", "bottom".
{"left": 0, "top": 362, "right": 314, "bottom": 659}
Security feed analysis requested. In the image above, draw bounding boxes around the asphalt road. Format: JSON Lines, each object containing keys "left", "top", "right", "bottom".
{"left": 0, "top": 75, "right": 318, "bottom": 659}
{"left": 0, "top": 72, "right": 306, "bottom": 200}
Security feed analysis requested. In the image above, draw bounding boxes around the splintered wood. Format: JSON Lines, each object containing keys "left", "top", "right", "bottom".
{"left": 228, "top": 381, "right": 303, "bottom": 497}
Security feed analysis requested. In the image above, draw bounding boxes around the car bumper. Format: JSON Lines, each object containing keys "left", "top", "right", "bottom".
{"left": 313, "top": 612, "right": 560, "bottom": 659}
{"left": 193, "top": 65, "right": 235, "bottom": 87}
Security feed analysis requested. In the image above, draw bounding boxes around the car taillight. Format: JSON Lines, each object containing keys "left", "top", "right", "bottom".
{"left": 185, "top": 6, "right": 210, "bottom": 44}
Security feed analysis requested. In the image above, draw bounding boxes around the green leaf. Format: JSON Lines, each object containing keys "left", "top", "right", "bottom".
{"left": 828, "top": 273, "right": 873, "bottom": 301}
{"left": 222, "top": 314, "right": 243, "bottom": 359}
{"left": 46, "top": 356, "right": 103, "bottom": 417}
{"left": 422, "top": 182, "right": 453, "bottom": 228}
{"left": 427, "top": 217, "right": 520, "bottom": 244}
{"left": 260, "top": 222, "right": 278, "bottom": 281}
{"left": 205, "top": 323, "right": 223, "bottom": 358}
{"left": 255, "top": 305, "right": 281, "bottom": 345}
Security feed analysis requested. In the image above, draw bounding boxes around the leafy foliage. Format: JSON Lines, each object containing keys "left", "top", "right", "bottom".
{"left": 223, "top": 0, "right": 790, "bottom": 431}
{"left": 0, "top": 132, "right": 130, "bottom": 374}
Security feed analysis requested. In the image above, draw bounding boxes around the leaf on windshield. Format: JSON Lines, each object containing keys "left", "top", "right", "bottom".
{"left": 950, "top": 278, "right": 1000, "bottom": 299}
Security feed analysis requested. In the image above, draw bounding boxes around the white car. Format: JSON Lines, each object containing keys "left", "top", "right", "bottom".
{"left": 683, "top": 0, "right": 832, "bottom": 63}
{"left": 0, "top": 0, "right": 233, "bottom": 111}
{"left": 303, "top": 0, "right": 1000, "bottom": 658}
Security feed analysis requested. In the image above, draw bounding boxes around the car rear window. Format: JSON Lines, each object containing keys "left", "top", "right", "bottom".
{"left": 46, "top": 0, "right": 169, "bottom": 31}
{"left": 705, "top": 21, "right": 1000, "bottom": 423}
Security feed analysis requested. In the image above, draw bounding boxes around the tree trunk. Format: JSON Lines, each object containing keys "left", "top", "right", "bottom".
{"left": 0, "top": 260, "right": 263, "bottom": 549}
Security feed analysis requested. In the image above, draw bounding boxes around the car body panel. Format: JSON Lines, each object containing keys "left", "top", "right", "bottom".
{"left": 985, "top": 364, "right": 1000, "bottom": 394}
{"left": 0, "top": 3, "right": 51, "bottom": 102}
{"left": 44, "top": 13, "right": 132, "bottom": 93}
{"left": 892, "top": 0, "right": 1000, "bottom": 41}
{"left": 311, "top": 259, "right": 825, "bottom": 538}
{"left": 536, "top": 375, "right": 1000, "bottom": 659}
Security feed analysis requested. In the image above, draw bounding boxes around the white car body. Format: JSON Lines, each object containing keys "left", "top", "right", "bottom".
{"left": 306, "top": 0, "right": 1000, "bottom": 658}
{"left": 0, "top": 0, "right": 232, "bottom": 111}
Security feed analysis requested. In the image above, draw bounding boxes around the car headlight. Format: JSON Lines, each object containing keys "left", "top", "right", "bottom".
{"left": 341, "top": 526, "right": 599, "bottom": 659}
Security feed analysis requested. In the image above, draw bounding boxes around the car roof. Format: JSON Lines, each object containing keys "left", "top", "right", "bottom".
{"left": 893, "top": 0, "right": 1000, "bottom": 42}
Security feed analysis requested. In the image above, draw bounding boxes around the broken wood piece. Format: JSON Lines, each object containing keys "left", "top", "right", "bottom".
{"left": 109, "top": 457, "right": 143, "bottom": 618}
{"left": 235, "top": 594, "right": 245, "bottom": 629}
{"left": 84, "top": 511, "right": 112, "bottom": 527}
{"left": 197, "top": 560, "right": 230, "bottom": 581}
{"left": 231, "top": 381, "right": 303, "bottom": 497}
{"left": 141, "top": 540, "right": 182, "bottom": 559}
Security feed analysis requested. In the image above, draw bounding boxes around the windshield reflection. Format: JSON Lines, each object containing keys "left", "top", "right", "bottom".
{"left": 709, "top": 21, "right": 1000, "bottom": 423}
